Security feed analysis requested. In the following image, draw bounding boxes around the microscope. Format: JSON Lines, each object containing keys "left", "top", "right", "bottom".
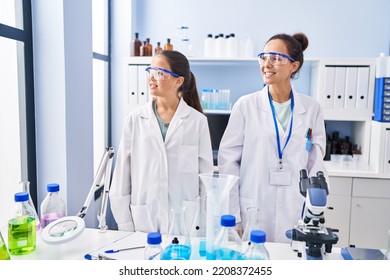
{"left": 288, "top": 169, "right": 339, "bottom": 260}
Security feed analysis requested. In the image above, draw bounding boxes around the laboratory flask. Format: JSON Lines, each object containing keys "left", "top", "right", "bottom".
{"left": 198, "top": 173, "right": 239, "bottom": 260}
{"left": 189, "top": 195, "right": 207, "bottom": 258}
{"left": 40, "top": 183, "right": 67, "bottom": 229}
{"left": 0, "top": 231, "right": 10, "bottom": 260}
{"left": 161, "top": 206, "right": 191, "bottom": 260}
{"left": 20, "top": 181, "right": 41, "bottom": 232}
{"left": 240, "top": 230, "right": 270, "bottom": 260}
{"left": 213, "top": 214, "right": 242, "bottom": 260}
{"left": 242, "top": 207, "right": 261, "bottom": 244}
{"left": 8, "top": 192, "right": 36, "bottom": 255}
{"left": 145, "top": 232, "right": 163, "bottom": 260}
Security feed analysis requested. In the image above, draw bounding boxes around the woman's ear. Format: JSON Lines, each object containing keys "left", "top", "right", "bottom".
{"left": 176, "top": 76, "right": 185, "bottom": 89}
{"left": 291, "top": 61, "right": 300, "bottom": 73}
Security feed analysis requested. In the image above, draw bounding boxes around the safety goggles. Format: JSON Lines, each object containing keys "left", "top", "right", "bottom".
{"left": 145, "top": 66, "right": 180, "bottom": 81}
{"left": 258, "top": 52, "right": 296, "bottom": 66}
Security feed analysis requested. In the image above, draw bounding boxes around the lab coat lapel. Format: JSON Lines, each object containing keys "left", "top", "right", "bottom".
{"left": 291, "top": 90, "right": 304, "bottom": 132}
{"left": 139, "top": 100, "right": 166, "bottom": 148}
{"left": 259, "top": 88, "right": 279, "bottom": 134}
{"left": 164, "top": 98, "right": 189, "bottom": 145}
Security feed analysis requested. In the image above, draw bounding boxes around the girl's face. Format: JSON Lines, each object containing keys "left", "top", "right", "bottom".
{"left": 148, "top": 55, "right": 182, "bottom": 98}
{"left": 261, "top": 39, "right": 299, "bottom": 86}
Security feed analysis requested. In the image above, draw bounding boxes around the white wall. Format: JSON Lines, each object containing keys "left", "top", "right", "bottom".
{"left": 32, "top": 0, "right": 96, "bottom": 227}
{"left": 133, "top": 0, "right": 390, "bottom": 58}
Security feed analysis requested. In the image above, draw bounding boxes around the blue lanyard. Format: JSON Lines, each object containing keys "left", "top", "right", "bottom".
{"left": 268, "top": 88, "right": 294, "bottom": 167}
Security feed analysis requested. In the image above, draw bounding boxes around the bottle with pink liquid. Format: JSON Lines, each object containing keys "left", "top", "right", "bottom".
{"left": 40, "top": 183, "right": 67, "bottom": 229}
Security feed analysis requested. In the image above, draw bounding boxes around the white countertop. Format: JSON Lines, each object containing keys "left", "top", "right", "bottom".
{"left": 1, "top": 227, "right": 344, "bottom": 260}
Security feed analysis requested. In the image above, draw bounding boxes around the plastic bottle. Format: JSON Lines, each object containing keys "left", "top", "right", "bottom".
{"left": 0, "top": 231, "right": 10, "bottom": 260}
{"left": 8, "top": 192, "right": 36, "bottom": 255}
{"left": 20, "top": 180, "right": 41, "bottom": 232}
{"left": 241, "top": 230, "right": 270, "bottom": 260}
{"left": 213, "top": 214, "right": 242, "bottom": 260}
{"left": 239, "top": 37, "right": 254, "bottom": 58}
{"left": 376, "top": 52, "right": 388, "bottom": 78}
{"left": 227, "top": 33, "right": 238, "bottom": 58}
{"left": 215, "top": 33, "right": 226, "bottom": 58}
{"left": 204, "top": 34, "right": 215, "bottom": 58}
{"left": 145, "top": 232, "right": 163, "bottom": 260}
{"left": 40, "top": 183, "right": 67, "bottom": 229}
{"left": 155, "top": 42, "right": 162, "bottom": 54}
{"left": 164, "top": 38, "right": 173, "bottom": 50}
{"left": 130, "top": 32, "right": 142, "bottom": 56}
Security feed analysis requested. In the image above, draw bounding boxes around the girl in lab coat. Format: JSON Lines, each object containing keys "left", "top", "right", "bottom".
{"left": 218, "top": 33, "right": 327, "bottom": 243}
{"left": 110, "top": 50, "right": 214, "bottom": 234}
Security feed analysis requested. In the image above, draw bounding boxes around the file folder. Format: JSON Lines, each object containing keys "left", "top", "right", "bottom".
{"left": 344, "top": 67, "right": 358, "bottom": 109}
{"left": 334, "top": 67, "right": 346, "bottom": 109}
{"left": 356, "top": 67, "right": 370, "bottom": 110}
{"left": 324, "top": 66, "right": 336, "bottom": 109}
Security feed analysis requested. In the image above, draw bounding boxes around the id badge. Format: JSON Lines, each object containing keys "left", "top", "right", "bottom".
{"left": 269, "top": 166, "right": 292, "bottom": 186}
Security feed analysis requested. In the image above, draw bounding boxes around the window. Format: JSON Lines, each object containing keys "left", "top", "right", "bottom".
{"left": 0, "top": 0, "right": 36, "bottom": 224}
{"left": 92, "top": 0, "right": 111, "bottom": 174}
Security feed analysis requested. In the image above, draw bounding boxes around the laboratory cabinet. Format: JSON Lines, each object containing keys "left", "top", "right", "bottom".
{"left": 369, "top": 121, "right": 390, "bottom": 178}
{"left": 326, "top": 176, "right": 390, "bottom": 250}
{"left": 349, "top": 178, "right": 390, "bottom": 249}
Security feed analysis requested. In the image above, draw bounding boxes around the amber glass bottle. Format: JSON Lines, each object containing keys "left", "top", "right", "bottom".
{"left": 164, "top": 38, "right": 173, "bottom": 50}
{"left": 140, "top": 41, "right": 148, "bottom": 56}
{"left": 146, "top": 38, "right": 153, "bottom": 56}
{"left": 130, "top": 32, "right": 142, "bottom": 56}
{"left": 155, "top": 42, "right": 163, "bottom": 54}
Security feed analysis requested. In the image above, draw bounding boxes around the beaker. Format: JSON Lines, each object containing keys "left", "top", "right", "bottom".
{"left": 189, "top": 195, "right": 207, "bottom": 258}
{"left": 198, "top": 172, "right": 239, "bottom": 260}
{"left": 0, "top": 231, "right": 10, "bottom": 260}
{"left": 242, "top": 207, "right": 261, "bottom": 244}
{"left": 161, "top": 206, "right": 191, "bottom": 260}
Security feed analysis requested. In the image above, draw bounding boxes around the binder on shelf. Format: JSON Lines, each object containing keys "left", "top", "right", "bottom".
{"left": 324, "top": 66, "right": 336, "bottom": 109}
{"left": 356, "top": 67, "right": 370, "bottom": 110}
{"left": 137, "top": 65, "right": 149, "bottom": 105}
{"left": 127, "top": 65, "right": 139, "bottom": 113}
{"left": 333, "top": 67, "right": 346, "bottom": 109}
{"left": 344, "top": 67, "right": 358, "bottom": 109}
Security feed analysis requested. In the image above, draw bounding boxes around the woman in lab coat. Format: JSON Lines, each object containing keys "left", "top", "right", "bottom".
{"left": 110, "top": 50, "right": 214, "bottom": 234}
{"left": 218, "top": 33, "right": 327, "bottom": 243}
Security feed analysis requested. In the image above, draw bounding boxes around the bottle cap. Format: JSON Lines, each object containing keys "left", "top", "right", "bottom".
{"left": 250, "top": 230, "right": 266, "bottom": 243}
{"left": 47, "top": 183, "right": 60, "bottom": 192}
{"left": 14, "top": 192, "right": 29, "bottom": 202}
{"left": 220, "top": 214, "right": 236, "bottom": 227}
{"left": 147, "top": 232, "right": 162, "bottom": 245}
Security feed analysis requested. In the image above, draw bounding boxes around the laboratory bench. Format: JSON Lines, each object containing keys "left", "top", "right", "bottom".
{"left": 0, "top": 227, "right": 345, "bottom": 260}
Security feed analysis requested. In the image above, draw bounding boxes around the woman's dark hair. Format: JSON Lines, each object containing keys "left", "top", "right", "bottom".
{"left": 157, "top": 50, "right": 203, "bottom": 113}
{"left": 266, "top": 32, "right": 309, "bottom": 79}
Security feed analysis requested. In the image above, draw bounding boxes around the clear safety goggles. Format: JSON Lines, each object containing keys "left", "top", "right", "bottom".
{"left": 145, "top": 66, "right": 180, "bottom": 81}
{"left": 258, "top": 52, "right": 296, "bottom": 66}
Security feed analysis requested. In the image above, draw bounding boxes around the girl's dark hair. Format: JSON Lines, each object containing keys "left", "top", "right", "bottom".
{"left": 267, "top": 32, "right": 309, "bottom": 79}
{"left": 157, "top": 50, "right": 203, "bottom": 113}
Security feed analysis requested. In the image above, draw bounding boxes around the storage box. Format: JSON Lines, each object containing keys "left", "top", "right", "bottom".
{"left": 374, "top": 77, "right": 390, "bottom": 122}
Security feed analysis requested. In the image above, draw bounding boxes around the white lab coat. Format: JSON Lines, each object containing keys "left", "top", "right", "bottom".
{"left": 109, "top": 98, "right": 214, "bottom": 234}
{"left": 218, "top": 86, "right": 327, "bottom": 243}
